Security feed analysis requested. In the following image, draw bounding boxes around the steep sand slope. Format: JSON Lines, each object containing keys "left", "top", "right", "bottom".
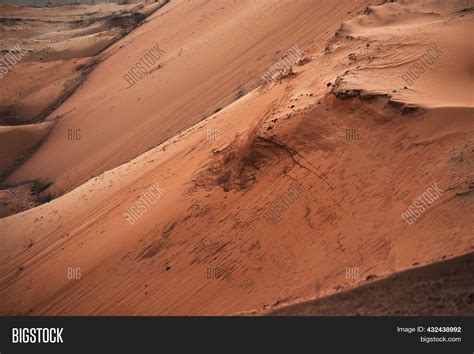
{"left": 0, "top": 0, "right": 472, "bottom": 316}
{"left": 0, "top": 122, "right": 54, "bottom": 176}
{"left": 4, "top": 0, "right": 370, "bottom": 197}
{"left": 0, "top": 122, "right": 55, "bottom": 218}
{"left": 0, "top": 2, "right": 167, "bottom": 124}
{"left": 0, "top": 1, "right": 168, "bottom": 216}
{"left": 266, "top": 252, "right": 474, "bottom": 316}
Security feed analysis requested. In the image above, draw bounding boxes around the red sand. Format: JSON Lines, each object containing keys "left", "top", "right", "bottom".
{"left": 0, "top": 0, "right": 472, "bottom": 316}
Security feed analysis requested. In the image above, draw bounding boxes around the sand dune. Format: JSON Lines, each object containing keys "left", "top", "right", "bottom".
{"left": 0, "top": 1, "right": 168, "bottom": 216}
{"left": 3, "top": 0, "right": 370, "bottom": 196}
{"left": 0, "top": 1, "right": 167, "bottom": 124}
{"left": 266, "top": 252, "right": 474, "bottom": 316}
{"left": 0, "top": 122, "right": 54, "bottom": 176}
{"left": 0, "top": 0, "right": 472, "bottom": 316}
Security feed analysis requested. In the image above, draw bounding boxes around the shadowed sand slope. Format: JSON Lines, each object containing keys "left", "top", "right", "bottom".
{"left": 0, "top": 1, "right": 168, "bottom": 125}
{"left": 0, "top": 122, "right": 54, "bottom": 176}
{"left": 0, "top": 0, "right": 472, "bottom": 316}
{"left": 0, "top": 1, "right": 168, "bottom": 216}
{"left": 266, "top": 252, "right": 474, "bottom": 316}
{"left": 4, "top": 0, "right": 371, "bottom": 197}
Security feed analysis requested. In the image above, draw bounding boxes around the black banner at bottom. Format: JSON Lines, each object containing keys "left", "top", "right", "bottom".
{"left": 0, "top": 316, "right": 472, "bottom": 353}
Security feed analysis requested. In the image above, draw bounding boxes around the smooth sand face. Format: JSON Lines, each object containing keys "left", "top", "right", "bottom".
{"left": 0, "top": 1, "right": 168, "bottom": 215}
{"left": 0, "top": 0, "right": 472, "bottom": 316}
{"left": 4, "top": 0, "right": 370, "bottom": 194}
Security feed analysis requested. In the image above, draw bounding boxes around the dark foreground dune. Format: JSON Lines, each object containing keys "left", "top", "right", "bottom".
{"left": 267, "top": 253, "right": 474, "bottom": 316}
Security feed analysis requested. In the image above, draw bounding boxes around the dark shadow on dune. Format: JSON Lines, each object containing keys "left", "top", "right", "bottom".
{"left": 267, "top": 252, "right": 474, "bottom": 316}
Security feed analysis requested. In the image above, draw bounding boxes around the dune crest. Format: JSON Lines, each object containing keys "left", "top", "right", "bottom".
{"left": 0, "top": 0, "right": 472, "bottom": 316}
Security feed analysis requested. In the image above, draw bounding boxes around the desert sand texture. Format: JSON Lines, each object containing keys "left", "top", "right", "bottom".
{"left": 0, "top": 0, "right": 472, "bottom": 316}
